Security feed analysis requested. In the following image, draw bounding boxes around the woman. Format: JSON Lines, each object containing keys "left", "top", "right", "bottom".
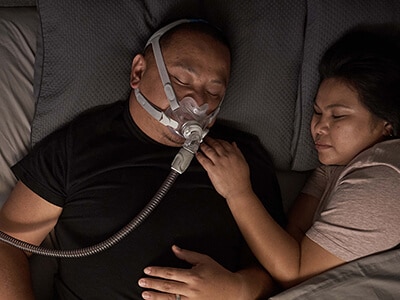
{"left": 139, "top": 25, "right": 400, "bottom": 299}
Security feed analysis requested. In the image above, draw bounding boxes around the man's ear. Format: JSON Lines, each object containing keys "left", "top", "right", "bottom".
{"left": 130, "top": 54, "right": 146, "bottom": 89}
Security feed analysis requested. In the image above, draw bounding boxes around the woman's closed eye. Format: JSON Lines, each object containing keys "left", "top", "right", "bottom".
{"left": 313, "top": 106, "right": 348, "bottom": 119}
{"left": 332, "top": 114, "right": 346, "bottom": 119}
{"left": 330, "top": 109, "right": 349, "bottom": 119}
{"left": 313, "top": 108, "right": 322, "bottom": 116}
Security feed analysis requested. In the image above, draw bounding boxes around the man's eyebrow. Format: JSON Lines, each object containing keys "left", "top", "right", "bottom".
{"left": 170, "top": 62, "right": 197, "bottom": 76}
{"left": 170, "top": 63, "right": 226, "bottom": 86}
{"left": 210, "top": 78, "right": 225, "bottom": 86}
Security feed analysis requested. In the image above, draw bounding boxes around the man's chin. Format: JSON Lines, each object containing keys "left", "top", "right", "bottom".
{"left": 165, "top": 128, "right": 185, "bottom": 146}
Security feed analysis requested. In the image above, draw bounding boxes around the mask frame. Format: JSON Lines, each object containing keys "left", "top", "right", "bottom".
{"left": 134, "top": 19, "right": 223, "bottom": 137}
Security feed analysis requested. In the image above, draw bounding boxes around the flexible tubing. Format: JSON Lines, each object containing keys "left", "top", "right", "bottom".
{"left": 0, "top": 170, "right": 180, "bottom": 258}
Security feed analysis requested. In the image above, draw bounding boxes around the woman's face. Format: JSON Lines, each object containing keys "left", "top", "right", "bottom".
{"left": 311, "top": 78, "right": 389, "bottom": 165}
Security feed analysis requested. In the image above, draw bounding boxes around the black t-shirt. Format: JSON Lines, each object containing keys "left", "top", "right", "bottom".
{"left": 13, "top": 100, "right": 285, "bottom": 299}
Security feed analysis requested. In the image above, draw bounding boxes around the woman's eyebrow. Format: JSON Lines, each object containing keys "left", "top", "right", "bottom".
{"left": 314, "top": 102, "right": 352, "bottom": 110}
{"left": 325, "top": 103, "right": 352, "bottom": 109}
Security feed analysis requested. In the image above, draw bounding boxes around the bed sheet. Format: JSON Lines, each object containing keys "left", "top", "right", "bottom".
{"left": 0, "top": 7, "right": 37, "bottom": 205}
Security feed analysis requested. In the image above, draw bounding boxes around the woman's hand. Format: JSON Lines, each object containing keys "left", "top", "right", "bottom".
{"left": 138, "top": 245, "right": 243, "bottom": 300}
{"left": 196, "top": 137, "right": 253, "bottom": 201}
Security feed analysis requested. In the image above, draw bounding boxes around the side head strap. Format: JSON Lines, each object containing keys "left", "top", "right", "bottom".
{"left": 145, "top": 19, "right": 208, "bottom": 111}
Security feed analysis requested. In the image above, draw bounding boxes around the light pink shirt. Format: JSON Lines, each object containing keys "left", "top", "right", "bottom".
{"left": 302, "top": 139, "right": 400, "bottom": 262}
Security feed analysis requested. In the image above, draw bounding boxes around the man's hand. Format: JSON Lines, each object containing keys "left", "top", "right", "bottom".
{"left": 138, "top": 245, "right": 244, "bottom": 300}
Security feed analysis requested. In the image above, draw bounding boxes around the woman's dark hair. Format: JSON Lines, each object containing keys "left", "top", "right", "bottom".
{"left": 319, "top": 23, "right": 400, "bottom": 137}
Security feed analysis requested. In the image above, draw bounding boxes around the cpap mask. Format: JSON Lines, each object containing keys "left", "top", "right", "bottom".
{"left": 134, "top": 19, "right": 222, "bottom": 143}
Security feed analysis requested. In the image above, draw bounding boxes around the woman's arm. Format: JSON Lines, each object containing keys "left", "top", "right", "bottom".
{"left": 196, "top": 138, "right": 344, "bottom": 287}
{"left": 286, "top": 192, "right": 319, "bottom": 243}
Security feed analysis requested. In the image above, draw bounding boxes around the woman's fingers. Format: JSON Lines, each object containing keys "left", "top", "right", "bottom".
{"left": 196, "top": 137, "right": 251, "bottom": 199}
{"left": 201, "top": 137, "right": 234, "bottom": 157}
{"left": 198, "top": 138, "right": 236, "bottom": 168}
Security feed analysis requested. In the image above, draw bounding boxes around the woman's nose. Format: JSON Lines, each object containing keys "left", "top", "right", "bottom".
{"left": 312, "top": 115, "right": 329, "bottom": 135}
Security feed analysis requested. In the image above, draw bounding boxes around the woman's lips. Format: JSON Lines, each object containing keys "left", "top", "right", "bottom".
{"left": 315, "top": 143, "right": 332, "bottom": 151}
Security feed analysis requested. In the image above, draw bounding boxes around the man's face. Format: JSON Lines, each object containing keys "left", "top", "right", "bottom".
{"left": 311, "top": 78, "right": 388, "bottom": 165}
{"left": 134, "top": 30, "right": 231, "bottom": 145}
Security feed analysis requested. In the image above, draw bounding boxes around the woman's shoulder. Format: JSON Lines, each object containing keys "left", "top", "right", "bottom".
{"left": 356, "top": 139, "right": 399, "bottom": 164}
{"left": 342, "top": 139, "right": 400, "bottom": 178}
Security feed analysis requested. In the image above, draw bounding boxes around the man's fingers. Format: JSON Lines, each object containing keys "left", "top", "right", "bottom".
{"left": 142, "top": 265, "right": 190, "bottom": 282}
{"left": 138, "top": 275, "right": 184, "bottom": 295}
{"left": 141, "top": 291, "right": 179, "bottom": 300}
{"left": 171, "top": 245, "right": 207, "bottom": 266}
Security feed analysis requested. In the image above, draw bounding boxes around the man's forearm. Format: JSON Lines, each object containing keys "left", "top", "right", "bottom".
{"left": 0, "top": 242, "right": 35, "bottom": 300}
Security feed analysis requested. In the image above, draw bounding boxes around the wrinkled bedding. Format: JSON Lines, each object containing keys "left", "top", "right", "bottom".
{"left": 0, "top": 3, "right": 399, "bottom": 299}
{"left": 0, "top": 7, "right": 37, "bottom": 205}
{"left": 270, "top": 244, "right": 400, "bottom": 299}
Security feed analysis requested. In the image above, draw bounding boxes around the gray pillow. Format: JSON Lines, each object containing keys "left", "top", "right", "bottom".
{"left": 31, "top": 0, "right": 400, "bottom": 171}
{"left": 0, "top": 0, "right": 35, "bottom": 7}
{"left": 32, "top": 0, "right": 308, "bottom": 171}
{"left": 32, "top": 0, "right": 204, "bottom": 141}
{"left": 292, "top": 0, "right": 400, "bottom": 170}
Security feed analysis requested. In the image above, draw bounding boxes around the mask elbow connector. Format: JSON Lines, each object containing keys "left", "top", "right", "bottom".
{"left": 171, "top": 122, "right": 205, "bottom": 174}
{"left": 171, "top": 147, "right": 195, "bottom": 174}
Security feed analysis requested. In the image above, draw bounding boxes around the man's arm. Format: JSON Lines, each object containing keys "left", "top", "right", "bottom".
{"left": 138, "top": 245, "right": 278, "bottom": 300}
{"left": 0, "top": 181, "right": 62, "bottom": 299}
